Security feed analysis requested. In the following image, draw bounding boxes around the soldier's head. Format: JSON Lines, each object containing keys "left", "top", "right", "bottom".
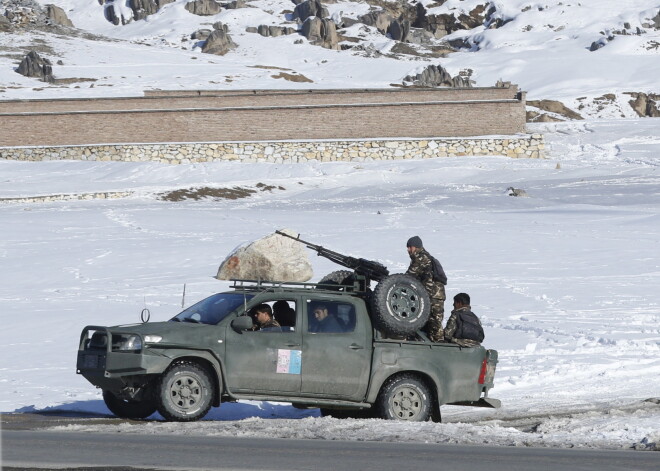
{"left": 253, "top": 303, "right": 273, "bottom": 326}
{"left": 453, "top": 293, "right": 471, "bottom": 309}
{"left": 406, "top": 236, "right": 423, "bottom": 255}
{"left": 312, "top": 304, "right": 329, "bottom": 322}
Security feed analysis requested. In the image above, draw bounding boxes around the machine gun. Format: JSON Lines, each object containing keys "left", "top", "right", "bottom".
{"left": 275, "top": 230, "right": 390, "bottom": 285}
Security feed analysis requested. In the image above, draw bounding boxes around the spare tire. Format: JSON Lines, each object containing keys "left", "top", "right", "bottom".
{"left": 372, "top": 274, "right": 430, "bottom": 336}
{"left": 317, "top": 270, "right": 355, "bottom": 290}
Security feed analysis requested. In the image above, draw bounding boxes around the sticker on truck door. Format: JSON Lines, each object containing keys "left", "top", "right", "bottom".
{"left": 276, "top": 349, "right": 302, "bottom": 374}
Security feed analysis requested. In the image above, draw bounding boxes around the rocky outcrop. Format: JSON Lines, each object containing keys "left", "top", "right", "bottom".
{"left": 252, "top": 24, "right": 297, "bottom": 37}
{"left": 201, "top": 23, "right": 237, "bottom": 55}
{"left": 191, "top": 28, "right": 212, "bottom": 41}
{"left": 216, "top": 229, "right": 313, "bottom": 282}
{"left": 222, "top": 0, "right": 245, "bottom": 9}
{"left": 301, "top": 16, "right": 339, "bottom": 50}
{"left": 292, "top": 0, "right": 327, "bottom": 23}
{"left": 16, "top": 50, "right": 54, "bottom": 82}
{"left": 185, "top": 0, "right": 221, "bottom": 16}
{"left": 359, "top": 10, "right": 392, "bottom": 34}
{"left": 526, "top": 100, "right": 583, "bottom": 121}
{"left": 45, "top": 4, "right": 73, "bottom": 27}
{"left": 627, "top": 93, "right": 660, "bottom": 117}
{"left": 403, "top": 64, "right": 471, "bottom": 88}
{"left": 131, "top": 0, "right": 158, "bottom": 20}
{"left": 387, "top": 18, "right": 410, "bottom": 42}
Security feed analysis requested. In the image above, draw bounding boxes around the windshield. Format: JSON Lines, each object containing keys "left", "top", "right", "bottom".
{"left": 170, "top": 293, "right": 253, "bottom": 325}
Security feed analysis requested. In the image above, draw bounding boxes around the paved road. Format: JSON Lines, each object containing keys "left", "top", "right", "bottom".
{"left": 3, "top": 428, "right": 659, "bottom": 471}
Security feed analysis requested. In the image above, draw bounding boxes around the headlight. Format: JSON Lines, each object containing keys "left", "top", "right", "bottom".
{"left": 114, "top": 335, "right": 142, "bottom": 352}
{"left": 144, "top": 335, "right": 162, "bottom": 344}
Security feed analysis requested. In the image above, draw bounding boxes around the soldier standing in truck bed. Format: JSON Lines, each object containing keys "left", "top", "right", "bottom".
{"left": 405, "top": 236, "right": 447, "bottom": 342}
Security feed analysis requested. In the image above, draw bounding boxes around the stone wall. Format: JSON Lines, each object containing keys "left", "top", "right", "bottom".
{"left": 0, "top": 135, "right": 544, "bottom": 163}
{"left": 0, "top": 86, "right": 527, "bottom": 147}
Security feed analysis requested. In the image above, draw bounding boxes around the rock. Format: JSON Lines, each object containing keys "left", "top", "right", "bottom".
{"left": 526, "top": 100, "right": 583, "bottom": 120}
{"left": 359, "top": 10, "right": 392, "bottom": 34}
{"left": 589, "top": 36, "right": 609, "bottom": 51}
{"left": 627, "top": 92, "right": 660, "bottom": 117}
{"left": 130, "top": 0, "right": 158, "bottom": 21}
{"left": 0, "top": 15, "right": 11, "bottom": 32}
{"left": 293, "top": 0, "right": 328, "bottom": 23}
{"left": 404, "top": 64, "right": 461, "bottom": 87}
{"left": 506, "top": 187, "right": 528, "bottom": 197}
{"left": 16, "top": 50, "right": 54, "bottom": 82}
{"left": 245, "top": 26, "right": 258, "bottom": 33}
{"left": 257, "top": 24, "right": 269, "bottom": 36}
{"left": 185, "top": 0, "right": 222, "bottom": 16}
{"left": 45, "top": 4, "right": 73, "bottom": 27}
{"left": 191, "top": 29, "right": 213, "bottom": 41}
{"left": 387, "top": 19, "right": 410, "bottom": 42}
{"left": 201, "top": 27, "right": 237, "bottom": 55}
{"left": 300, "top": 16, "right": 339, "bottom": 50}
{"left": 216, "top": 229, "right": 313, "bottom": 282}
{"left": 222, "top": 0, "right": 246, "bottom": 9}
{"left": 212, "top": 21, "right": 228, "bottom": 31}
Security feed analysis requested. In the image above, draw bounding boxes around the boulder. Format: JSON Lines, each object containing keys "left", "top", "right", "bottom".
{"left": 0, "top": 15, "right": 11, "bottom": 32}
{"left": 301, "top": 16, "right": 339, "bottom": 50}
{"left": 293, "top": 0, "right": 328, "bottom": 23}
{"left": 387, "top": 19, "right": 410, "bottom": 42}
{"left": 526, "top": 100, "right": 583, "bottom": 120}
{"left": 191, "top": 29, "right": 212, "bottom": 41}
{"left": 627, "top": 93, "right": 660, "bottom": 118}
{"left": 201, "top": 27, "right": 237, "bottom": 55}
{"left": 359, "top": 10, "right": 392, "bottom": 34}
{"left": 131, "top": 0, "right": 158, "bottom": 20}
{"left": 45, "top": 4, "right": 73, "bottom": 27}
{"left": 16, "top": 50, "right": 54, "bottom": 82}
{"left": 222, "top": 0, "right": 246, "bottom": 9}
{"left": 216, "top": 229, "right": 313, "bottom": 282}
{"left": 404, "top": 65, "right": 473, "bottom": 88}
{"left": 185, "top": 0, "right": 222, "bottom": 16}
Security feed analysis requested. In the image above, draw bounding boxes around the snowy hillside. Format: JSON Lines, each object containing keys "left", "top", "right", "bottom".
{"left": 0, "top": 0, "right": 659, "bottom": 117}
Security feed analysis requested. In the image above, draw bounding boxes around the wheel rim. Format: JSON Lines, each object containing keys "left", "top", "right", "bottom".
{"left": 390, "top": 385, "right": 423, "bottom": 420}
{"left": 387, "top": 285, "right": 421, "bottom": 320}
{"left": 167, "top": 374, "right": 203, "bottom": 412}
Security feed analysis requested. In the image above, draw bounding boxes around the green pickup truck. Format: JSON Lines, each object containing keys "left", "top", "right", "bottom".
{"left": 77, "top": 277, "right": 500, "bottom": 422}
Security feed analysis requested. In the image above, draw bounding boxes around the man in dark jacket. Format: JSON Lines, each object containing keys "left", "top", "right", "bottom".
{"left": 444, "top": 293, "right": 483, "bottom": 347}
{"left": 405, "top": 236, "right": 446, "bottom": 342}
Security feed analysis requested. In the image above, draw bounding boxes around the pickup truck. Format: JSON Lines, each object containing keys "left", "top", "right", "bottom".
{"left": 77, "top": 278, "right": 500, "bottom": 422}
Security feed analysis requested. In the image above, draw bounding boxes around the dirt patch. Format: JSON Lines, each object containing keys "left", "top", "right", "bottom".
{"left": 157, "top": 183, "right": 285, "bottom": 202}
{"left": 271, "top": 72, "right": 313, "bottom": 83}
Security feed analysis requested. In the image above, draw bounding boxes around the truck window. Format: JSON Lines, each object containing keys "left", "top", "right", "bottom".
{"left": 171, "top": 293, "right": 252, "bottom": 325}
{"left": 307, "top": 300, "right": 356, "bottom": 333}
{"left": 246, "top": 299, "right": 297, "bottom": 333}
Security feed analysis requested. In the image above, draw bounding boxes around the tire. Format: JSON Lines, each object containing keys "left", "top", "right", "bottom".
{"left": 318, "top": 270, "right": 355, "bottom": 290}
{"left": 102, "top": 389, "right": 157, "bottom": 419}
{"left": 371, "top": 274, "right": 430, "bottom": 336}
{"left": 377, "top": 374, "right": 432, "bottom": 422}
{"left": 156, "top": 362, "right": 214, "bottom": 422}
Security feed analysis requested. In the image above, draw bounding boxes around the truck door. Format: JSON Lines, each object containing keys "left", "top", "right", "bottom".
{"left": 224, "top": 298, "right": 302, "bottom": 394}
{"left": 300, "top": 298, "right": 372, "bottom": 400}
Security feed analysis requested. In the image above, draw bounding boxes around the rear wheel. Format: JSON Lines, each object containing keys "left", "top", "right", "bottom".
{"left": 372, "top": 274, "right": 430, "bottom": 337}
{"left": 377, "top": 374, "right": 432, "bottom": 422}
{"left": 102, "top": 389, "right": 157, "bottom": 419}
{"left": 156, "top": 362, "right": 214, "bottom": 422}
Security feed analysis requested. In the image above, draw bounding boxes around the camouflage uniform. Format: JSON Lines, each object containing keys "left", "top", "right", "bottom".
{"left": 444, "top": 306, "right": 481, "bottom": 347}
{"left": 406, "top": 247, "right": 446, "bottom": 342}
{"left": 252, "top": 318, "right": 281, "bottom": 331}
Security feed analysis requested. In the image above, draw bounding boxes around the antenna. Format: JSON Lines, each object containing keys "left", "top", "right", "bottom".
{"left": 181, "top": 283, "right": 186, "bottom": 309}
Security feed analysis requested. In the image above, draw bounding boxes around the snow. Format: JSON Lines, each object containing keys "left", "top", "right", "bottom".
{"left": 1, "top": 118, "right": 659, "bottom": 450}
{"left": 0, "top": 0, "right": 658, "bottom": 108}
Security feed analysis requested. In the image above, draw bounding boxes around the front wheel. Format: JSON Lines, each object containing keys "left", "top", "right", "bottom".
{"left": 156, "top": 362, "right": 214, "bottom": 422}
{"left": 377, "top": 374, "right": 432, "bottom": 422}
{"left": 102, "top": 389, "right": 157, "bottom": 419}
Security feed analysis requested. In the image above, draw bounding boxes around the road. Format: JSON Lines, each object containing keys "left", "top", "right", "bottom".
{"left": 2, "top": 420, "right": 659, "bottom": 471}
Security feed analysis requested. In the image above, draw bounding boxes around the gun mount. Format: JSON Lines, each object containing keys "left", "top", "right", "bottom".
{"left": 275, "top": 231, "right": 390, "bottom": 287}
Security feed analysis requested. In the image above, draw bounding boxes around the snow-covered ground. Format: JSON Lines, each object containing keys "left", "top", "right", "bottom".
{"left": 0, "top": 0, "right": 658, "bottom": 110}
{"left": 1, "top": 118, "right": 659, "bottom": 450}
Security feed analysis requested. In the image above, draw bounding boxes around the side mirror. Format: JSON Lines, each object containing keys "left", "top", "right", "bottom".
{"left": 231, "top": 316, "right": 254, "bottom": 333}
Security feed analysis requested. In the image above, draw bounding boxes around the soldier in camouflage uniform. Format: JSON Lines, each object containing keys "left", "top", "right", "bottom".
{"left": 405, "top": 236, "right": 446, "bottom": 342}
{"left": 444, "top": 293, "right": 482, "bottom": 347}
{"left": 250, "top": 304, "right": 281, "bottom": 331}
